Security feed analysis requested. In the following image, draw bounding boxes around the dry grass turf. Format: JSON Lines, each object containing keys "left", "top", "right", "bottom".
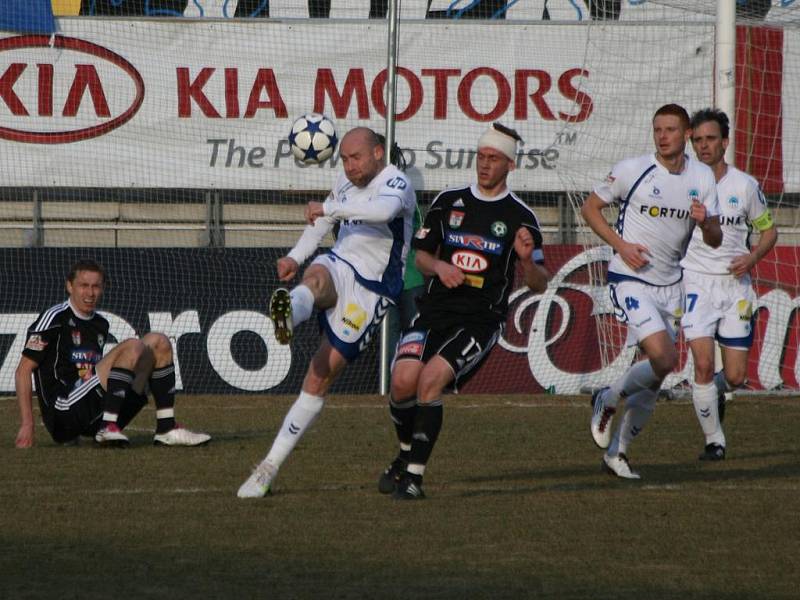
{"left": 1, "top": 393, "right": 798, "bottom": 599}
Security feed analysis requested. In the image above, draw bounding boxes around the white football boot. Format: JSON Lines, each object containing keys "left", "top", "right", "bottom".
{"left": 237, "top": 460, "right": 278, "bottom": 498}
{"left": 153, "top": 427, "right": 211, "bottom": 446}
{"left": 591, "top": 387, "right": 616, "bottom": 449}
{"left": 602, "top": 452, "right": 641, "bottom": 480}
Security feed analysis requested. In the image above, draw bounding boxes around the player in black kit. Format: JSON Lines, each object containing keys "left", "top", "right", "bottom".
{"left": 379, "top": 123, "right": 550, "bottom": 499}
{"left": 15, "top": 259, "right": 210, "bottom": 448}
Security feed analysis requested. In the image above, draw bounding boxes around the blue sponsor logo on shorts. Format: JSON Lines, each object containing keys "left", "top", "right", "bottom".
{"left": 401, "top": 331, "right": 425, "bottom": 343}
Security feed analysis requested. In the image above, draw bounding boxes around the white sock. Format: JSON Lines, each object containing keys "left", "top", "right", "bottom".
{"left": 290, "top": 285, "right": 315, "bottom": 328}
{"left": 713, "top": 371, "right": 733, "bottom": 394}
{"left": 608, "top": 389, "right": 656, "bottom": 456}
{"left": 265, "top": 391, "right": 324, "bottom": 468}
{"left": 605, "top": 360, "right": 660, "bottom": 409}
{"left": 693, "top": 381, "right": 725, "bottom": 446}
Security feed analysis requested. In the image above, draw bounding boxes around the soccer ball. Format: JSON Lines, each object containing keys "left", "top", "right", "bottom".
{"left": 288, "top": 113, "right": 338, "bottom": 164}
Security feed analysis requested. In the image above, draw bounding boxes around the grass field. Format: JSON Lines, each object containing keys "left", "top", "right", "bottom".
{"left": 1, "top": 393, "right": 798, "bottom": 599}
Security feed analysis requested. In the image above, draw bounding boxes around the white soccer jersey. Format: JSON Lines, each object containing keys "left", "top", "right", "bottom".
{"left": 681, "top": 166, "right": 772, "bottom": 275}
{"left": 287, "top": 164, "right": 417, "bottom": 299}
{"left": 594, "top": 153, "right": 719, "bottom": 286}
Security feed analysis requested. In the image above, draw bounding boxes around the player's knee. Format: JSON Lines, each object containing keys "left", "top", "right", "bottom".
{"left": 725, "top": 370, "right": 746, "bottom": 388}
{"left": 118, "top": 338, "right": 148, "bottom": 364}
{"left": 302, "top": 266, "right": 334, "bottom": 304}
{"left": 692, "top": 356, "right": 716, "bottom": 382}
{"left": 416, "top": 371, "right": 447, "bottom": 402}
{"left": 142, "top": 332, "right": 171, "bottom": 354}
{"left": 651, "top": 352, "right": 678, "bottom": 379}
{"left": 390, "top": 365, "right": 418, "bottom": 400}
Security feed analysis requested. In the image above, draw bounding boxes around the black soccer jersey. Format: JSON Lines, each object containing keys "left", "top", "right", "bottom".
{"left": 22, "top": 300, "right": 108, "bottom": 426}
{"left": 413, "top": 183, "right": 545, "bottom": 325}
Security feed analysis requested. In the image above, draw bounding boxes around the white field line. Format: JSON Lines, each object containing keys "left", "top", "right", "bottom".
{"left": 4, "top": 482, "right": 798, "bottom": 497}
{"left": 171, "top": 401, "right": 613, "bottom": 411}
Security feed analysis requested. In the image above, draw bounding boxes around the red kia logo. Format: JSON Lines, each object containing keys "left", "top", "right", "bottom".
{"left": 0, "top": 35, "right": 144, "bottom": 143}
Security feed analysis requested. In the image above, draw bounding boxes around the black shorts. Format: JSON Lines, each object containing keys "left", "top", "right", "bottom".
{"left": 41, "top": 377, "right": 148, "bottom": 444}
{"left": 394, "top": 317, "right": 502, "bottom": 388}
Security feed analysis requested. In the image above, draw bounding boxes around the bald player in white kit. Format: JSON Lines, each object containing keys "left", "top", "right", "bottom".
{"left": 238, "top": 127, "right": 417, "bottom": 498}
{"left": 581, "top": 103, "right": 722, "bottom": 479}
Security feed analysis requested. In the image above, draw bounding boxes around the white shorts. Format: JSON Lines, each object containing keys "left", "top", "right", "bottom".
{"left": 681, "top": 270, "right": 755, "bottom": 349}
{"left": 609, "top": 279, "right": 682, "bottom": 347}
{"left": 312, "top": 254, "right": 393, "bottom": 361}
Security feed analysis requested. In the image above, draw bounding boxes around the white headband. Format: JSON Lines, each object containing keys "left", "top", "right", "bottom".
{"left": 478, "top": 127, "right": 518, "bottom": 161}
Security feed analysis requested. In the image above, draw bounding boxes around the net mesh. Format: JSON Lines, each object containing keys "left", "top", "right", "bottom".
{"left": 556, "top": 1, "right": 800, "bottom": 394}
{"left": 0, "top": 1, "right": 798, "bottom": 396}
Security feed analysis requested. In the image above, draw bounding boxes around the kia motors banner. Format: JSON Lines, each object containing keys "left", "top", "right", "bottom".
{"left": 0, "top": 20, "right": 716, "bottom": 191}
{"left": 1, "top": 246, "right": 797, "bottom": 395}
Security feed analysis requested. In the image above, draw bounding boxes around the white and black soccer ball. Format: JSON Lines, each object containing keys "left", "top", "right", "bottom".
{"left": 288, "top": 113, "right": 338, "bottom": 164}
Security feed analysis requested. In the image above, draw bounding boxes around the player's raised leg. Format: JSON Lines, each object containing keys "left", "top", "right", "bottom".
{"left": 269, "top": 262, "right": 334, "bottom": 345}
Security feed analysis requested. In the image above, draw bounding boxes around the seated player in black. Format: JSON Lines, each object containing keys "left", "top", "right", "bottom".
{"left": 379, "top": 123, "right": 551, "bottom": 499}
{"left": 15, "top": 259, "right": 210, "bottom": 448}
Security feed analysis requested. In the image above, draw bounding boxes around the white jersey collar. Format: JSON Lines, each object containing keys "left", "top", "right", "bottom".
{"left": 470, "top": 183, "right": 509, "bottom": 202}
{"left": 68, "top": 299, "right": 95, "bottom": 321}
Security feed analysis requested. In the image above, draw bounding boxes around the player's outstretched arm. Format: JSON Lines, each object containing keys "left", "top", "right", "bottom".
{"left": 415, "top": 248, "right": 465, "bottom": 288}
{"left": 322, "top": 194, "right": 403, "bottom": 224}
{"left": 14, "top": 356, "right": 37, "bottom": 448}
{"left": 581, "top": 192, "right": 650, "bottom": 270}
{"left": 285, "top": 213, "right": 335, "bottom": 269}
{"left": 304, "top": 201, "right": 325, "bottom": 224}
{"left": 514, "top": 227, "right": 550, "bottom": 293}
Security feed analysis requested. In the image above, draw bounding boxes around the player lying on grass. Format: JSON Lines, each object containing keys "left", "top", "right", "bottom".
{"left": 15, "top": 259, "right": 210, "bottom": 448}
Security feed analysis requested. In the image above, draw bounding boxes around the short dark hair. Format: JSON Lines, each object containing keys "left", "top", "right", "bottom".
{"left": 653, "top": 103, "right": 690, "bottom": 129}
{"left": 374, "top": 131, "right": 408, "bottom": 172}
{"left": 491, "top": 122, "right": 524, "bottom": 144}
{"left": 67, "top": 259, "right": 106, "bottom": 285}
{"left": 690, "top": 107, "right": 730, "bottom": 139}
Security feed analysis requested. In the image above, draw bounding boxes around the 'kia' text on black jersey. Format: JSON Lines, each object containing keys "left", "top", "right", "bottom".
{"left": 21, "top": 300, "right": 108, "bottom": 431}
{"left": 413, "top": 183, "right": 545, "bottom": 325}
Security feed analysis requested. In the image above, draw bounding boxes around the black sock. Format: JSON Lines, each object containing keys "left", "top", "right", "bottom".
{"left": 408, "top": 400, "right": 443, "bottom": 471}
{"left": 104, "top": 368, "right": 134, "bottom": 424}
{"left": 389, "top": 396, "right": 417, "bottom": 462}
{"left": 150, "top": 364, "right": 176, "bottom": 434}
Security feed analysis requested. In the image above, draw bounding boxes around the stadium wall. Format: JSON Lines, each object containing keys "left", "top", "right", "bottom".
{"left": 1, "top": 246, "right": 797, "bottom": 395}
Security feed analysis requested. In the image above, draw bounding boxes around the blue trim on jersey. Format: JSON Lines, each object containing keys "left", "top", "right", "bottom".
{"left": 616, "top": 164, "right": 657, "bottom": 238}
{"left": 381, "top": 215, "right": 406, "bottom": 299}
{"left": 608, "top": 270, "right": 683, "bottom": 287}
{"left": 328, "top": 215, "right": 405, "bottom": 301}
{"left": 328, "top": 251, "right": 401, "bottom": 301}
{"left": 608, "top": 283, "right": 629, "bottom": 323}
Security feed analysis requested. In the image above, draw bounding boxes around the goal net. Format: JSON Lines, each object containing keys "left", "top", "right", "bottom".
{"left": 0, "top": 1, "right": 798, "bottom": 398}
{"left": 555, "top": 0, "right": 800, "bottom": 396}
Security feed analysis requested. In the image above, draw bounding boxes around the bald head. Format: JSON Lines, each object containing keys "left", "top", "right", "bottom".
{"left": 340, "top": 127, "right": 386, "bottom": 187}
{"left": 341, "top": 127, "right": 380, "bottom": 150}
